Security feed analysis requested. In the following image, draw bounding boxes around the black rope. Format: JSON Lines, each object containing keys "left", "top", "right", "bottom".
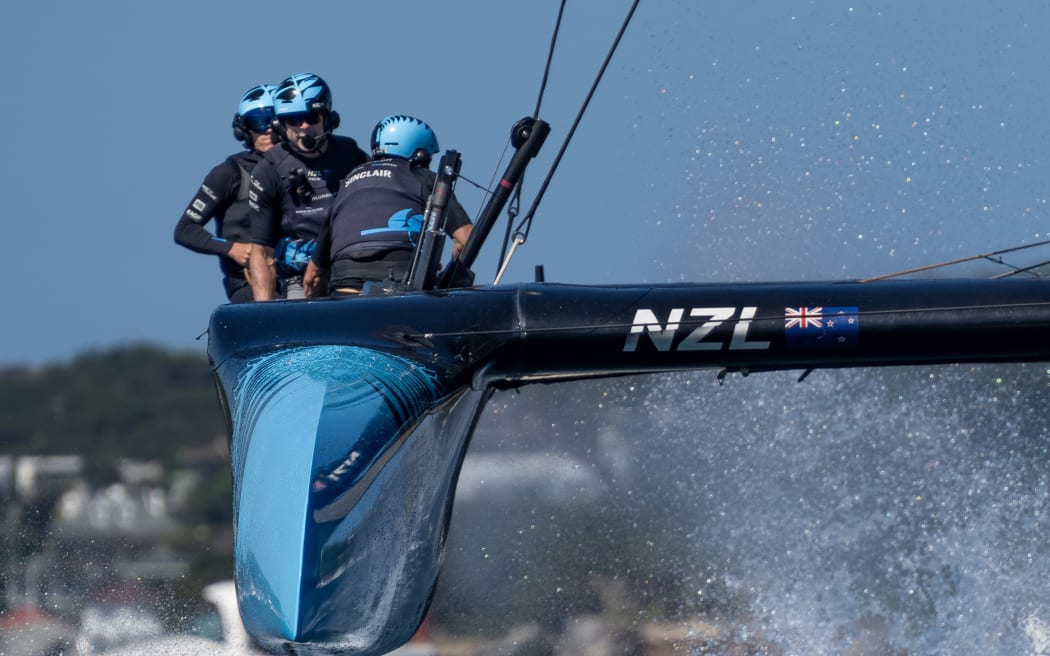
{"left": 512, "top": 0, "right": 641, "bottom": 243}
{"left": 457, "top": 172, "right": 497, "bottom": 196}
{"left": 472, "top": 134, "right": 513, "bottom": 225}
{"left": 497, "top": 0, "right": 568, "bottom": 270}
{"left": 534, "top": 0, "right": 567, "bottom": 120}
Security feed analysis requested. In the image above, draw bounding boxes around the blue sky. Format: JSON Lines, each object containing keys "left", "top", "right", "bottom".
{"left": 3, "top": 1, "right": 1048, "bottom": 366}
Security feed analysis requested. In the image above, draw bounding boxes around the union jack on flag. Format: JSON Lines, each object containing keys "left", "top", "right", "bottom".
{"left": 785, "top": 307, "right": 823, "bottom": 329}
{"left": 785, "top": 306, "right": 859, "bottom": 346}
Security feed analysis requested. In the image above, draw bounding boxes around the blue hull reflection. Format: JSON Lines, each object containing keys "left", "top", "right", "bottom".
{"left": 226, "top": 345, "right": 486, "bottom": 654}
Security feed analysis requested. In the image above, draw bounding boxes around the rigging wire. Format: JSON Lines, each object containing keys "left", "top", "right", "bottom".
{"left": 515, "top": 0, "right": 641, "bottom": 245}
{"left": 457, "top": 172, "right": 500, "bottom": 198}
{"left": 495, "top": 0, "right": 641, "bottom": 280}
{"left": 471, "top": 137, "right": 512, "bottom": 222}
{"left": 992, "top": 258, "right": 1050, "bottom": 279}
{"left": 532, "top": 0, "right": 567, "bottom": 120}
{"left": 491, "top": 240, "right": 1050, "bottom": 336}
{"left": 858, "top": 239, "right": 1050, "bottom": 282}
{"left": 496, "top": 0, "right": 567, "bottom": 272}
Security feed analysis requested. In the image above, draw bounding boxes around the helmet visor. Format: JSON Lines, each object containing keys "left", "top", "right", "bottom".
{"left": 242, "top": 108, "right": 275, "bottom": 134}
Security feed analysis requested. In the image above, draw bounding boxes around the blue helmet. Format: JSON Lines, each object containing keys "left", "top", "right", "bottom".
{"left": 232, "top": 84, "right": 276, "bottom": 147}
{"left": 273, "top": 73, "right": 333, "bottom": 117}
{"left": 238, "top": 84, "right": 276, "bottom": 118}
{"left": 370, "top": 115, "right": 440, "bottom": 164}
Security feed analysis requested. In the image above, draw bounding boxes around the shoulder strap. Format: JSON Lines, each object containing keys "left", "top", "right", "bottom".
{"left": 232, "top": 157, "right": 253, "bottom": 202}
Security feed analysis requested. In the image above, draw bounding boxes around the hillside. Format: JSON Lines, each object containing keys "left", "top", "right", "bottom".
{"left": 0, "top": 345, "right": 226, "bottom": 483}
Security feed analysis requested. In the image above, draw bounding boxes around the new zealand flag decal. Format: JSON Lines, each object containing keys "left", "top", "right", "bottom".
{"left": 784, "top": 306, "right": 859, "bottom": 347}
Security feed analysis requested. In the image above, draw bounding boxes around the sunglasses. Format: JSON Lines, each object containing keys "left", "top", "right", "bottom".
{"left": 242, "top": 109, "right": 275, "bottom": 134}
{"left": 282, "top": 110, "right": 323, "bottom": 128}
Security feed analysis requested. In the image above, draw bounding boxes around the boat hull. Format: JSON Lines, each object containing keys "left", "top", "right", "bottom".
{"left": 208, "top": 279, "right": 1050, "bottom": 655}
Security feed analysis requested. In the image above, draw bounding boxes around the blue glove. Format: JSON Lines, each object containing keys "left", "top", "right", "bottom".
{"left": 275, "top": 237, "right": 316, "bottom": 275}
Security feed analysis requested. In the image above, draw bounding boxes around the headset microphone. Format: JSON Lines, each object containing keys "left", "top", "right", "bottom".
{"left": 300, "top": 132, "right": 329, "bottom": 151}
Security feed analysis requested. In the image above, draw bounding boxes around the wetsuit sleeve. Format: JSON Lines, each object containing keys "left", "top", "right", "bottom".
{"left": 444, "top": 194, "right": 472, "bottom": 232}
{"left": 173, "top": 160, "right": 239, "bottom": 256}
{"left": 249, "top": 159, "right": 283, "bottom": 247}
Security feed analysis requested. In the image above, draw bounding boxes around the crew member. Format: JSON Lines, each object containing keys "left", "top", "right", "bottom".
{"left": 174, "top": 84, "right": 276, "bottom": 303}
{"left": 248, "top": 73, "right": 369, "bottom": 300}
{"left": 305, "top": 115, "right": 473, "bottom": 297}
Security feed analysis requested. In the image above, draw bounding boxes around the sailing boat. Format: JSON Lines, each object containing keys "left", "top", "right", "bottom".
{"left": 207, "top": 118, "right": 1050, "bottom": 656}
{"left": 205, "top": 4, "right": 1050, "bottom": 654}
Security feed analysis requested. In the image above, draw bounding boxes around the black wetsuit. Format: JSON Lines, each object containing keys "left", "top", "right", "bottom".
{"left": 174, "top": 151, "right": 260, "bottom": 303}
{"left": 249, "top": 136, "right": 369, "bottom": 251}
{"left": 313, "top": 156, "right": 472, "bottom": 291}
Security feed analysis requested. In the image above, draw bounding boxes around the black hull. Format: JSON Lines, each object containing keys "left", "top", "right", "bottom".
{"left": 207, "top": 278, "right": 1050, "bottom": 655}
{"left": 210, "top": 279, "right": 1050, "bottom": 382}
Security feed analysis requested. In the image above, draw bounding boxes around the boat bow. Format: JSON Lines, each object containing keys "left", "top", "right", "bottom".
{"left": 208, "top": 278, "right": 1050, "bottom": 655}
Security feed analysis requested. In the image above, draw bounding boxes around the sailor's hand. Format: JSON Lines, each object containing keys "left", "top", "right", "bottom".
{"left": 228, "top": 242, "right": 252, "bottom": 267}
{"left": 304, "top": 261, "right": 330, "bottom": 298}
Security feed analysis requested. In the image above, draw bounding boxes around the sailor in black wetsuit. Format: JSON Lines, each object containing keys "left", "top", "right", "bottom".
{"left": 248, "top": 73, "right": 369, "bottom": 300}
{"left": 174, "top": 84, "right": 276, "bottom": 304}
{"left": 305, "top": 115, "right": 473, "bottom": 297}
